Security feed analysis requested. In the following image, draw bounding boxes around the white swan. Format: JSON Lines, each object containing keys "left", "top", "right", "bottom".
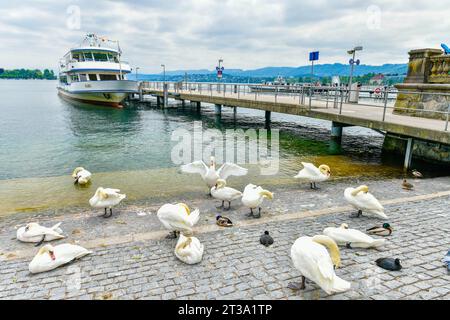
{"left": 211, "top": 179, "right": 242, "bottom": 210}
{"left": 294, "top": 162, "right": 331, "bottom": 189}
{"left": 181, "top": 156, "right": 248, "bottom": 190}
{"left": 89, "top": 187, "right": 126, "bottom": 218}
{"left": 344, "top": 185, "right": 387, "bottom": 219}
{"left": 174, "top": 234, "right": 204, "bottom": 265}
{"left": 29, "top": 244, "right": 91, "bottom": 274}
{"left": 323, "top": 223, "right": 386, "bottom": 249}
{"left": 289, "top": 235, "right": 351, "bottom": 295}
{"left": 72, "top": 167, "right": 92, "bottom": 185}
{"left": 241, "top": 184, "right": 273, "bottom": 218}
{"left": 17, "top": 222, "right": 65, "bottom": 246}
{"left": 157, "top": 203, "right": 200, "bottom": 238}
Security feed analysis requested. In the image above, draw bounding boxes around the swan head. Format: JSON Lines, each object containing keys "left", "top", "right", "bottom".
{"left": 25, "top": 223, "right": 39, "bottom": 232}
{"left": 209, "top": 156, "right": 216, "bottom": 168}
{"left": 351, "top": 185, "right": 369, "bottom": 196}
{"left": 215, "top": 179, "right": 226, "bottom": 189}
{"left": 177, "top": 203, "right": 191, "bottom": 215}
{"left": 340, "top": 223, "right": 349, "bottom": 229}
{"left": 72, "top": 167, "right": 85, "bottom": 178}
{"left": 319, "top": 165, "right": 331, "bottom": 176}
{"left": 38, "top": 244, "right": 56, "bottom": 261}
{"left": 312, "top": 235, "right": 341, "bottom": 268}
{"left": 95, "top": 187, "right": 108, "bottom": 200}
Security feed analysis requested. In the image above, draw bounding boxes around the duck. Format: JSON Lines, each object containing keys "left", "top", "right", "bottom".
{"left": 174, "top": 234, "right": 204, "bottom": 265}
{"left": 17, "top": 222, "right": 65, "bottom": 247}
{"left": 211, "top": 179, "right": 242, "bottom": 210}
{"left": 216, "top": 215, "right": 233, "bottom": 228}
{"left": 29, "top": 244, "right": 91, "bottom": 274}
{"left": 375, "top": 258, "right": 402, "bottom": 271}
{"left": 344, "top": 185, "right": 387, "bottom": 219}
{"left": 89, "top": 187, "right": 126, "bottom": 218}
{"left": 323, "top": 223, "right": 386, "bottom": 249}
{"left": 412, "top": 169, "right": 423, "bottom": 178}
{"left": 288, "top": 235, "right": 351, "bottom": 295}
{"left": 402, "top": 179, "right": 414, "bottom": 190}
{"left": 157, "top": 203, "right": 200, "bottom": 239}
{"left": 294, "top": 162, "right": 331, "bottom": 190}
{"left": 367, "top": 223, "right": 393, "bottom": 236}
{"left": 443, "top": 251, "right": 450, "bottom": 272}
{"left": 181, "top": 156, "right": 248, "bottom": 192}
{"left": 72, "top": 167, "right": 92, "bottom": 185}
{"left": 241, "top": 184, "right": 274, "bottom": 219}
{"left": 260, "top": 231, "right": 274, "bottom": 247}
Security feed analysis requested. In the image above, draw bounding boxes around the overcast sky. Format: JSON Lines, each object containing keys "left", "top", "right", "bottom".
{"left": 0, "top": 0, "right": 448, "bottom": 73}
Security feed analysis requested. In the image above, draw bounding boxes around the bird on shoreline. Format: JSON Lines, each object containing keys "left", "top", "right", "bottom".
{"left": 412, "top": 169, "right": 423, "bottom": 178}
{"left": 323, "top": 223, "right": 386, "bottom": 249}
{"left": 260, "top": 231, "right": 274, "bottom": 247}
{"left": 89, "top": 187, "right": 126, "bottom": 218}
{"left": 289, "top": 235, "right": 350, "bottom": 295}
{"left": 402, "top": 179, "right": 414, "bottom": 190}
{"left": 366, "top": 223, "right": 393, "bottom": 236}
{"left": 17, "top": 222, "right": 65, "bottom": 247}
{"left": 72, "top": 167, "right": 92, "bottom": 185}
{"left": 294, "top": 162, "right": 331, "bottom": 190}
{"left": 157, "top": 203, "right": 200, "bottom": 239}
{"left": 211, "top": 179, "right": 242, "bottom": 210}
{"left": 242, "top": 184, "right": 274, "bottom": 219}
{"left": 216, "top": 215, "right": 233, "bottom": 228}
{"left": 344, "top": 185, "right": 387, "bottom": 219}
{"left": 29, "top": 244, "right": 91, "bottom": 274}
{"left": 376, "top": 258, "right": 402, "bottom": 271}
{"left": 181, "top": 157, "right": 247, "bottom": 193}
{"left": 174, "top": 234, "right": 204, "bottom": 265}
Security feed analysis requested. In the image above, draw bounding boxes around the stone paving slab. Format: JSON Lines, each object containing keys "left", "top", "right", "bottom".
{"left": 0, "top": 177, "right": 449, "bottom": 300}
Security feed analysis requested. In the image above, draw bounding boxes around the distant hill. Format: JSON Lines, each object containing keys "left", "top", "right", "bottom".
{"left": 131, "top": 63, "right": 407, "bottom": 80}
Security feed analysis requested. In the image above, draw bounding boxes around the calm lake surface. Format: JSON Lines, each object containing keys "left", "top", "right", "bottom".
{"left": 0, "top": 80, "right": 436, "bottom": 216}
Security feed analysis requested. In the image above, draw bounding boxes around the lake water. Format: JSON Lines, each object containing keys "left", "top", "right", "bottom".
{"left": 0, "top": 80, "right": 433, "bottom": 216}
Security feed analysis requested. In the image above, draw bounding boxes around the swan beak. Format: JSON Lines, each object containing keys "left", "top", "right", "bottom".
{"left": 49, "top": 251, "right": 56, "bottom": 261}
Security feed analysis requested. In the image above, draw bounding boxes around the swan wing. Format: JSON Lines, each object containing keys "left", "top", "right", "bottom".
{"left": 181, "top": 161, "right": 208, "bottom": 179}
{"left": 324, "top": 227, "right": 376, "bottom": 244}
{"left": 355, "top": 192, "right": 383, "bottom": 211}
{"left": 217, "top": 163, "right": 248, "bottom": 180}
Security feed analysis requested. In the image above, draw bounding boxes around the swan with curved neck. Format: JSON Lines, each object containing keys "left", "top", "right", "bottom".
{"left": 294, "top": 162, "right": 331, "bottom": 190}
{"left": 157, "top": 203, "right": 200, "bottom": 239}
{"left": 324, "top": 223, "right": 386, "bottom": 249}
{"left": 211, "top": 179, "right": 243, "bottom": 210}
{"left": 241, "top": 184, "right": 274, "bottom": 219}
{"left": 344, "top": 185, "right": 387, "bottom": 219}
{"left": 29, "top": 244, "right": 91, "bottom": 274}
{"left": 174, "top": 234, "right": 204, "bottom": 265}
{"left": 72, "top": 167, "right": 92, "bottom": 185}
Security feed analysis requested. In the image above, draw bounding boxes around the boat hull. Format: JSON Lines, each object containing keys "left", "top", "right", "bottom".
{"left": 57, "top": 80, "right": 138, "bottom": 108}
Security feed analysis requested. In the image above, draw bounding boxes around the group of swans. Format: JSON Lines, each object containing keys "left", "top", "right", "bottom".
{"left": 290, "top": 222, "right": 389, "bottom": 294}
{"left": 16, "top": 222, "right": 91, "bottom": 274}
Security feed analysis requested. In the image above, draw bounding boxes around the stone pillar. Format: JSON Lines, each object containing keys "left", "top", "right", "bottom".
{"left": 265, "top": 110, "right": 271, "bottom": 128}
{"left": 403, "top": 48, "right": 443, "bottom": 84}
{"left": 196, "top": 101, "right": 201, "bottom": 112}
{"left": 215, "top": 104, "right": 222, "bottom": 115}
{"left": 156, "top": 96, "right": 161, "bottom": 107}
{"left": 331, "top": 122, "right": 343, "bottom": 144}
{"left": 163, "top": 83, "right": 168, "bottom": 108}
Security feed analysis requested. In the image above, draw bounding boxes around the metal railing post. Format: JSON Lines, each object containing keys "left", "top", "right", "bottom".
{"left": 339, "top": 88, "right": 344, "bottom": 114}
{"left": 445, "top": 102, "right": 450, "bottom": 131}
{"left": 382, "top": 87, "right": 389, "bottom": 121}
{"left": 309, "top": 87, "right": 312, "bottom": 110}
{"left": 275, "top": 86, "right": 278, "bottom": 103}
{"left": 326, "top": 89, "right": 329, "bottom": 108}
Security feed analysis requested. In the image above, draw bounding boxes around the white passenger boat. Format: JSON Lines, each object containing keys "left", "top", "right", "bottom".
{"left": 57, "top": 34, "right": 138, "bottom": 108}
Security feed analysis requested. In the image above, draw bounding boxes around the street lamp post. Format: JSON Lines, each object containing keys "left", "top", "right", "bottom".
{"left": 347, "top": 46, "right": 363, "bottom": 91}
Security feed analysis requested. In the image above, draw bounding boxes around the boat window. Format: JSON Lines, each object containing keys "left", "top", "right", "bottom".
{"left": 79, "top": 74, "right": 88, "bottom": 82}
{"left": 71, "top": 74, "right": 79, "bottom": 82}
{"left": 99, "top": 74, "right": 117, "bottom": 81}
{"left": 88, "top": 74, "right": 98, "bottom": 81}
{"left": 72, "top": 53, "right": 80, "bottom": 62}
{"left": 93, "top": 52, "right": 108, "bottom": 62}
{"left": 83, "top": 52, "right": 94, "bottom": 61}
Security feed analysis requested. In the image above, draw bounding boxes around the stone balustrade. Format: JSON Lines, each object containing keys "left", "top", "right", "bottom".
{"left": 429, "top": 55, "right": 450, "bottom": 83}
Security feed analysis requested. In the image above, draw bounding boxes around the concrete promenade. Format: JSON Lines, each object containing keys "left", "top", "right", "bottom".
{"left": 0, "top": 177, "right": 449, "bottom": 300}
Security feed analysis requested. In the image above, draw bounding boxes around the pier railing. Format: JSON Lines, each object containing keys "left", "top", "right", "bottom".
{"left": 140, "top": 81, "right": 450, "bottom": 132}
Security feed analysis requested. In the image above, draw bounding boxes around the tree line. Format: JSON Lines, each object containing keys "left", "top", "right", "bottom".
{"left": 0, "top": 68, "right": 57, "bottom": 80}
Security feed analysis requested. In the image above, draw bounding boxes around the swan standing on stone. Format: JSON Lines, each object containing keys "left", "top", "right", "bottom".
{"left": 181, "top": 156, "right": 248, "bottom": 192}
{"left": 157, "top": 203, "right": 200, "bottom": 239}
{"left": 89, "top": 187, "right": 126, "bottom": 218}
{"left": 289, "top": 235, "right": 351, "bottom": 295}
{"left": 72, "top": 167, "right": 92, "bottom": 185}
{"left": 241, "top": 184, "right": 274, "bottom": 218}
{"left": 17, "top": 222, "right": 65, "bottom": 247}
{"left": 323, "top": 223, "right": 386, "bottom": 249}
{"left": 294, "top": 162, "right": 331, "bottom": 190}
{"left": 211, "top": 179, "right": 242, "bottom": 210}
{"left": 29, "top": 244, "right": 91, "bottom": 274}
{"left": 174, "top": 234, "right": 204, "bottom": 265}
{"left": 344, "top": 185, "right": 387, "bottom": 219}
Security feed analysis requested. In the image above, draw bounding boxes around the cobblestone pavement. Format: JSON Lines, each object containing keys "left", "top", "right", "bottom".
{"left": 0, "top": 177, "right": 449, "bottom": 300}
